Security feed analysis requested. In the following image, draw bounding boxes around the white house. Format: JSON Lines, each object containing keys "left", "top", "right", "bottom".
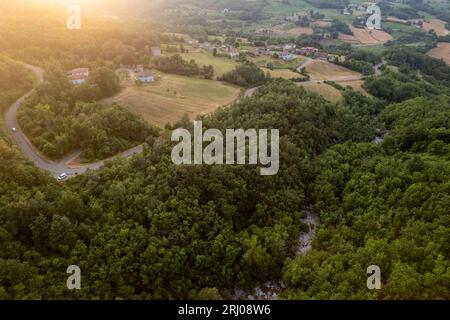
{"left": 136, "top": 70, "right": 155, "bottom": 83}
{"left": 151, "top": 46, "right": 161, "bottom": 57}
{"left": 279, "top": 52, "right": 295, "bottom": 61}
{"left": 282, "top": 43, "right": 296, "bottom": 52}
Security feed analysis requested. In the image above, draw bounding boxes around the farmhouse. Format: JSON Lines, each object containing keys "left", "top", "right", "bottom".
{"left": 248, "top": 48, "right": 270, "bottom": 57}
{"left": 229, "top": 50, "right": 240, "bottom": 59}
{"left": 298, "top": 47, "right": 318, "bottom": 56}
{"left": 267, "top": 44, "right": 283, "bottom": 52}
{"left": 68, "top": 68, "right": 89, "bottom": 84}
{"left": 315, "top": 51, "right": 329, "bottom": 60}
{"left": 137, "top": 70, "right": 155, "bottom": 83}
{"left": 279, "top": 51, "right": 295, "bottom": 61}
{"left": 222, "top": 46, "right": 240, "bottom": 59}
{"left": 282, "top": 43, "right": 296, "bottom": 52}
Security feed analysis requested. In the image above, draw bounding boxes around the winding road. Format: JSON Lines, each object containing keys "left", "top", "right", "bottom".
{"left": 5, "top": 65, "right": 144, "bottom": 180}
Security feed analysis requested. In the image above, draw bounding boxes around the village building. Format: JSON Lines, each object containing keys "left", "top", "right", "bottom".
{"left": 229, "top": 50, "right": 240, "bottom": 59}
{"left": 222, "top": 46, "right": 240, "bottom": 59}
{"left": 137, "top": 70, "right": 155, "bottom": 82}
{"left": 315, "top": 51, "right": 329, "bottom": 60}
{"left": 279, "top": 51, "right": 295, "bottom": 61}
{"left": 248, "top": 47, "right": 270, "bottom": 57}
{"left": 282, "top": 43, "right": 296, "bottom": 52}
{"left": 267, "top": 44, "right": 284, "bottom": 52}
{"left": 68, "top": 68, "right": 89, "bottom": 84}
{"left": 151, "top": 46, "right": 161, "bottom": 57}
{"left": 342, "top": 8, "right": 351, "bottom": 15}
{"left": 298, "top": 47, "right": 319, "bottom": 56}
{"left": 134, "top": 64, "right": 155, "bottom": 82}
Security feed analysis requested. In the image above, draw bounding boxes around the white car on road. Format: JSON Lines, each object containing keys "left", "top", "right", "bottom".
{"left": 11, "top": 127, "right": 17, "bottom": 132}
{"left": 57, "top": 173, "right": 67, "bottom": 181}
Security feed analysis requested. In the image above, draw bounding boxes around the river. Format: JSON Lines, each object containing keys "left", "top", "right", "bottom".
{"left": 234, "top": 208, "right": 318, "bottom": 300}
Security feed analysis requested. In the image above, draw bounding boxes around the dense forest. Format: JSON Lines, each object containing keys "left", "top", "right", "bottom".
{"left": 1, "top": 77, "right": 448, "bottom": 299}
{"left": 282, "top": 97, "right": 450, "bottom": 299}
{"left": 0, "top": 0, "right": 449, "bottom": 300}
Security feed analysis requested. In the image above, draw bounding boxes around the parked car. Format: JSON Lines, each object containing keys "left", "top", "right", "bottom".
{"left": 11, "top": 127, "right": 17, "bottom": 132}
{"left": 57, "top": 173, "right": 67, "bottom": 181}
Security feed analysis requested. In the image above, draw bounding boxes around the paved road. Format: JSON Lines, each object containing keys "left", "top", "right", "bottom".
{"left": 5, "top": 64, "right": 145, "bottom": 180}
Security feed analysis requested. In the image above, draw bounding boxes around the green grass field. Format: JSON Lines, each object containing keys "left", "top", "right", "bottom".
{"left": 299, "top": 82, "right": 343, "bottom": 103}
{"left": 102, "top": 73, "right": 241, "bottom": 127}
{"left": 352, "top": 45, "right": 386, "bottom": 55}
{"left": 250, "top": 56, "right": 305, "bottom": 70}
{"left": 262, "top": 0, "right": 313, "bottom": 15}
{"left": 178, "top": 50, "right": 238, "bottom": 78}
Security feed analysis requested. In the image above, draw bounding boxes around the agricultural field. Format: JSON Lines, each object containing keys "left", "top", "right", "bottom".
{"left": 261, "top": 0, "right": 313, "bottom": 15}
{"left": 340, "top": 80, "right": 368, "bottom": 95}
{"left": 352, "top": 44, "right": 386, "bottom": 55}
{"left": 427, "top": 42, "right": 450, "bottom": 65}
{"left": 102, "top": 73, "right": 240, "bottom": 127}
{"left": 267, "top": 24, "right": 314, "bottom": 36}
{"left": 422, "top": 18, "right": 449, "bottom": 36}
{"left": 304, "top": 60, "right": 362, "bottom": 81}
{"left": 250, "top": 55, "right": 305, "bottom": 70}
{"left": 178, "top": 50, "right": 238, "bottom": 78}
{"left": 338, "top": 32, "right": 359, "bottom": 44}
{"left": 383, "top": 21, "right": 423, "bottom": 34}
{"left": 285, "top": 27, "right": 314, "bottom": 36}
{"left": 261, "top": 67, "right": 301, "bottom": 79}
{"left": 344, "top": 26, "right": 393, "bottom": 44}
{"left": 298, "top": 82, "right": 343, "bottom": 103}
{"left": 311, "top": 20, "right": 332, "bottom": 28}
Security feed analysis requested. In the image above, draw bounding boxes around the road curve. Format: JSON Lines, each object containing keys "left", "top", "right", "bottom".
{"left": 5, "top": 64, "right": 144, "bottom": 180}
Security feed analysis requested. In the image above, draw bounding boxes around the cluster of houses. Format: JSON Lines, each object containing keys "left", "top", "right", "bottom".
{"left": 199, "top": 42, "right": 242, "bottom": 59}
{"left": 342, "top": 3, "right": 369, "bottom": 15}
{"left": 247, "top": 43, "right": 329, "bottom": 61}
{"left": 69, "top": 65, "right": 157, "bottom": 85}
{"left": 68, "top": 46, "right": 162, "bottom": 85}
